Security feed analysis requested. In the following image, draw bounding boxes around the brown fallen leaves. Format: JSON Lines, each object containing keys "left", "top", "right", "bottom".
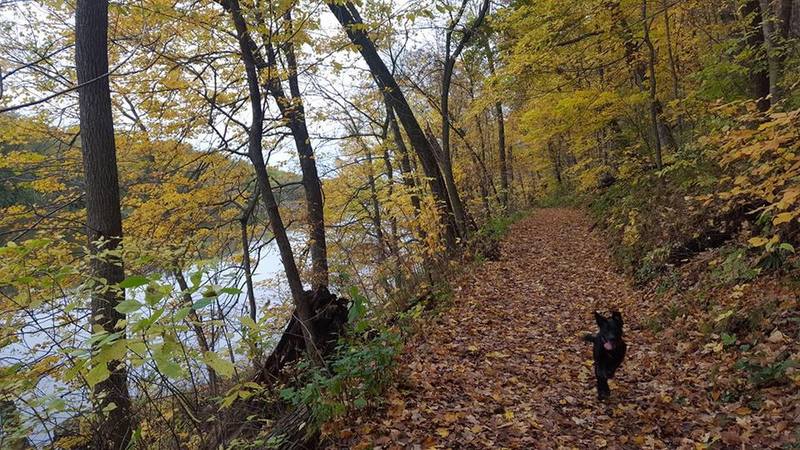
{"left": 323, "top": 209, "right": 800, "bottom": 449}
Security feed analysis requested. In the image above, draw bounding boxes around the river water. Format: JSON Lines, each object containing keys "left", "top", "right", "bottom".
{"left": 0, "top": 239, "right": 288, "bottom": 447}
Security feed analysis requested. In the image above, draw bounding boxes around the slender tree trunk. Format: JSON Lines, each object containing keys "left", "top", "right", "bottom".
{"left": 759, "top": 0, "right": 781, "bottom": 104}
{"left": 643, "top": 0, "right": 663, "bottom": 169}
{"left": 495, "top": 100, "right": 509, "bottom": 206}
{"left": 386, "top": 100, "right": 427, "bottom": 241}
{"left": 174, "top": 271, "right": 218, "bottom": 395}
{"left": 465, "top": 73, "right": 499, "bottom": 208}
{"left": 276, "top": 11, "right": 329, "bottom": 289}
{"left": 240, "top": 188, "right": 259, "bottom": 325}
{"left": 364, "top": 144, "right": 386, "bottom": 257}
{"left": 508, "top": 143, "right": 515, "bottom": 205}
{"left": 239, "top": 198, "right": 263, "bottom": 366}
{"left": 327, "top": 1, "right": 458, "bottom": 252}
{"left": 386, "top": 102, "right": 422, "bottom": 217}
{"left": 474, "top": 118, "right": 493, "bottom": 214}
{"left": 74, "top": 1, "right": 132, "bottom": 448}
{"left": 439, "top": 0, "right": 489, "bottom": 236}
{"left": 778, "top": 0, "right": 794, "bottom": 38}
{"left": 441, "top": 55, "right": 468, "bottom": 238}
{"left": 484, "top": 45, "right": 509, "bottom": 209}
{"left": 605, "top": 0, "right": 676, "bottom": 158}
{"left": 662, "top": 0, "right": 680, "bottom": 100}
{"left": 221, "top": 0, "right": 319, "bottom": 362}
{"left": 380, "top": 128, "right": 404, "bottom": 290}
{"left": 661, "top": 1, "right": 684, "bottom": 143}
{"left": 743, "top": 0, "right": 772, "bottom": 110}
{"left": 548, "top": 141, "right": 562, "bottom": 184}
{"left": 425, "top": 126, "right": 467, "bottom": 223}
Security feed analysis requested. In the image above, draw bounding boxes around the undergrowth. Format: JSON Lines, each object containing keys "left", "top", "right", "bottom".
{"left": 274, "top": 210, "right": 527, "bottom": 441}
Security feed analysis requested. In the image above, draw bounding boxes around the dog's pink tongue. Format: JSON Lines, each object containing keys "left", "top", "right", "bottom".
{"left": 603, "top": 341, "right": 614, "bottom": 351}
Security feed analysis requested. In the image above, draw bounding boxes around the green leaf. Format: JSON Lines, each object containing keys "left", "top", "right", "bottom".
{"left": 721, "top": 333, "right": 737, "bottom": 346}
{"left": 715, "top": 310, "right": 734, "bottom": 322}
{"left": 133, "top": 307, "right": 165, "bottom": 332}
{"left": 240, "top": 315, "right": 258, "bottom": 332}
{"left": 47, "top": 398, "right": 66, "bottom": 412}
{"left": 219, "top": 287, "right": 242, "bottom": 295}
{"left": 144, "top": 285, "right": 168, "bottom": 306}
{"left": 190, "top": 271, "right": 202, "bottom": 287}
{"left": 95, "top": 340, "right": 127, "bottom": 365}
{"left": 154, "top": 350, "right": 182, "bottom": 378}
{"left": 115, "top": 299, "right": 143, "bottom": 314}
{"left": 101, "top": 402, "right": 118, "bottom": 413}
{"left": 192, "top": 298, "right": 213, "bottom": 310}
{"left": 174, "top": 306, "right": 192, "bottom": 322}
{"left": 220, "top": 391, "right": 239, "bottom": 409}
{"left": 119, "top": 275, "right": 149, "bottom": 289}
{"left": 86, "top": 363, "right": 110, "bottom": 388}
{"left": 128, "top": 341, "right": 147, "bottom": 357}
{"left": 348, "top": 298, "right": 366, "bottom": 323}
{"left": 203, "top": 351, "right": 235, "bottom": 378}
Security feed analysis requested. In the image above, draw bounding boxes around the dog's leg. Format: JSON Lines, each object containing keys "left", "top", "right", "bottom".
{"left": 595, "top": 366, "right": 611, "bottom": 400}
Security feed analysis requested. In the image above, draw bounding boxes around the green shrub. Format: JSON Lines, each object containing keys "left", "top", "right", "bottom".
{"left": 735, "top": 356, "right": 798, "bottom": 388}
{"left": 712, "top": 247, "right": 759, "bottom": 284}
{"left": 279, "top": 329, "right": 400, "bottom": 425}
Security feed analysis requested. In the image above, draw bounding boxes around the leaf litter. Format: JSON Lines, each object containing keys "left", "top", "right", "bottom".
{"left": 325, "top": 208, "right": 800, "bottom": 449}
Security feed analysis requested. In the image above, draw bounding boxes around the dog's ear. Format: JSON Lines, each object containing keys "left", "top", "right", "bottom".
{"left": 611, "top": 310, "right": 623, "bottom": 326}
{"left": 594, "top": 311, "right": 606, "bottom": 327}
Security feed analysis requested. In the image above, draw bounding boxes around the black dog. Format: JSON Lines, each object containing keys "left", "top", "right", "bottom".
{"left": 583, "top": 311, "right": 627, "bottom": 400}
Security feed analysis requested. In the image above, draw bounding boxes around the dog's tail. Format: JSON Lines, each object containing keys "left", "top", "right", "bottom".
{"left": 583, "top": 333, "right": 595, "bottom": 343}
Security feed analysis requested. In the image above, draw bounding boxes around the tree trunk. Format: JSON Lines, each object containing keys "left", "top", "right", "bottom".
{"left": 662, "top": 0, "right": 680, "bottom": 99}
{"left": 240, "top": 187, "right": 259, "bottom": 325}
{"left": 327, "top": 1, "right": 458, "bottom": 252}
{"left": 74, "top": 1, "right": 132, "bottom": 448}
{"left": 424, "top": 126, "right": 468, "bottom": 234}
{"left": 174, "top": 270, "right": 219, "bottom": 395}
{"left": 474, "top": 123, "right": 492, "bottom": 214}
{"left": 275, "top": 12, "right": 329, "bottom": 290}
{"left": 380, "top": 128, "right": 404, "bottom": 290}
{"left": 548, "top": 141, "right": 562, "bottom": 184}
{"left": 440, "top": 55, "right": 468, "bottom": 238}
{"left": 507, "top": 143, "right": 515, "bottom": 206}
{"left": 496, "top": 99, "right": 509, "bottom": 206}
{"left": 364, "top": 144, "right": 387, "bottom": 258}
{"left": 779, "top": 0, "right": 794, "bottom": 37}
{"left": 239, "top": 189, "right": 263, "bottom": 364}
{"left": 220, "top": 0, "right": 319, "bottom": 362}
{"left": 606, "top": 0, "right": 676, "bottom": 156}
{"left": 439, "top": 0, "right": 490, "bottom": 236}
{"left": 643, "top": 0, "right": 663, "bottom": 170}
{"left": 385, "top": 99, "right": 426, "bottom": 240}
{"left": 484, "top": 46, "right": 509, "bottom": 209}
{"left": 743, "top": 0, "right": 772, "bottom": 110}
{"left": 759, "top": 0, "right": 781, "bottom": 105}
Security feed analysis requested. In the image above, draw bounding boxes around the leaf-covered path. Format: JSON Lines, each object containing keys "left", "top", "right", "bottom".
{"left": 326, "top": 208, "right": 787, "bottom": 449}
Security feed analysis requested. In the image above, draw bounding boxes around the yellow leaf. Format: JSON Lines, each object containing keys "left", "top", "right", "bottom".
{"left": 443, "top": 412, "right": 458, "bottom": 423}
{"left": 436, "top": 427, "right": 450, "bottom": 438}
{"left": 748, "top": 236, "right": 768, "bottom": 247}
{"left": 773, "top": 212, "right": 795, "bottom": 225}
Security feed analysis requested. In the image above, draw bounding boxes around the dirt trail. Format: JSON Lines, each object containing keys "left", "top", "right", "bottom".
{"left": 327, "top": 209, "right": 698, "bottom": 449}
